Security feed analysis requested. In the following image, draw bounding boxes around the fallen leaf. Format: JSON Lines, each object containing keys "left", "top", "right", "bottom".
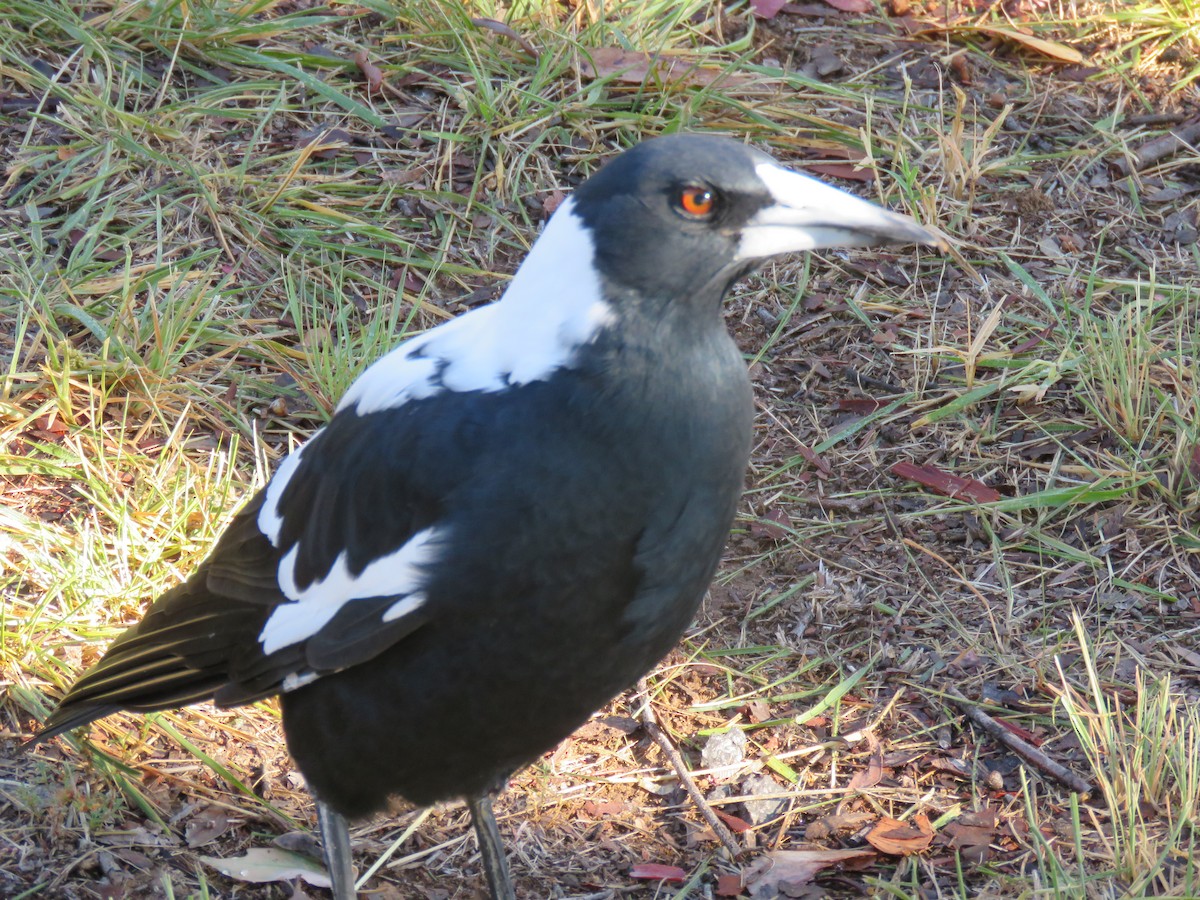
{"left": 751, "top": 507, "right": 791, "bottom": 540}
{"left": 821, "top": 0, "right": 871, "bottom": 10}
{"left": 809, "top": 45, "right": 844, "bottom": 77}
{"left": 714, "top": 808, "right": 754, "bottom": 832}
{"left": 996, "top": 716, "right": 1042, "bottom": 745}
{"left": 198, "top": 849, "right": 331, "bottom": 888}
{"left": 582, "top": 799, "right": 627, "bottom": 817}
{"left": 576, "top": 47, "right": 751, "bottom": 89}
{"left": 716, "top": 872, "right": 744, "bottom": 895}
{"left": 470, "top": 17, "right": 539, "bottom": 59}
{"left": 911, "top": 23, "right": 1083, "bottom": 64}
{"left": 806, "top": 161, "right": 873, "bottom": 182}
{"left": 353, "top": 49, "right": 383, "bottom": 93}
{"left": 30, "top": 414, "right": 68, "bottom": 437}
{"left": 542, "top": 189, "right": 566, "bottom": 216}
{"left": 794, "top": 444, "right": 832, "bottom": 476}
{"left": 972, "top": 25, "right": 1083, "bottom": 63}
{"left": 847, "top": 748, "right": 883, "bottom": 791}
{"left": 185, "top": 807, "right": 230, "bottom": 848}
{"left": 804, "top": 810, "right": 875, "bottom": 840}
{"left": 865, "top": 814, "right": 934, "bottom": 855}
{"left": 956, "top": 809, "right": 999, "bottom": 829}
{"left": 779, "top": 2, "right": 842, "bottom": 14}
{"left": 744, "top": 849, "right": 876, "bottom": 897}
{"left": 630, "top": 863, "right": 688, "bottom": 882}
{"left": 744, "top": 699, "right": 772, "bottom": 723}
{"left": 1164, "top": 209, "right": 1199, "bottom": 244}
{"left": 890, "top": 461, "right": 1002, "bottom": 503}
{"left": 944, "top": 821, "right": 996, "bottom": 849}
{"left": 948, "top": 648, "right": 989, "bottom": 672}
{"left": 1010, "top": 324, "right": 1054, "bottom": 355}
{"left": 931, "top": 756, "right": 971, "bottom": 777}
{"left": 833, "top": 397, "right": 885, "bottom": 414}
{"left": 751, "top": 0, "right": 789, "bottom": 17}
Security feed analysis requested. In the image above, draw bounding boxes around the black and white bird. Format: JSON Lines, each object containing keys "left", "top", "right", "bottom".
{"left": 34, "top": 134, "right": 941, "bottom": 898}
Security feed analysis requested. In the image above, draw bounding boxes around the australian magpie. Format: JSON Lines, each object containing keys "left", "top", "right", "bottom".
{"left": 34, "top": 134, "right": 942, "bottom": 898}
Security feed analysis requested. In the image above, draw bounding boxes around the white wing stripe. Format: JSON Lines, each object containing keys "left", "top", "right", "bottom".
{"left": 258, "top": 433, "right": 319, "bottom": 546}
{"left": 259, "top": 526, "right": 444, "bottom": 655}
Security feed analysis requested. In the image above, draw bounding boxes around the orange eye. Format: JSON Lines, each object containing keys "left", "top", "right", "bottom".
{"left": 678, "top": 185, "right": 716, "bottom": 218}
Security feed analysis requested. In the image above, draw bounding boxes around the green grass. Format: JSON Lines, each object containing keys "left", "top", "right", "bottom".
{"left": 2, "top": 0, "right": 1199, "bottom": 896}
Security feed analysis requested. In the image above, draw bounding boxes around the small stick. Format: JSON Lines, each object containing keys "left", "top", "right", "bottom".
{"left": 1111, "top": 118, "right": 1200, "bottom": 175}
{"left": 636, "top": 677, "right": 742, "bottom": 859}
{"left": 1119, "top": 112, "right": 1193, "bottom": 128}
{"left": 946, "top": 690, "right": 1093, "bottom": 795}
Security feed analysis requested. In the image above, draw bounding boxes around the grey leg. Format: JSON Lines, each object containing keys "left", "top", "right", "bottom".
{"left": 317, "top": 799, "right": 356, "bottom": 899}
{"left": 468, "top": 794, "right": 516, "bottom": 900}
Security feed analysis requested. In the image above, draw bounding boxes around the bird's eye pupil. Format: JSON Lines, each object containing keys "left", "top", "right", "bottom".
{"left": 678, "top": 186, "right": 715, "bottom": 218}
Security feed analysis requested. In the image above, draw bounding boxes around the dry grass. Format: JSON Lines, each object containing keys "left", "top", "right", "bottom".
{"left": 2, "top": 0, "right": 1198, "bottom": 897}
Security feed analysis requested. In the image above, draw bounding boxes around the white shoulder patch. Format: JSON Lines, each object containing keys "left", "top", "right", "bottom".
{"left": 258, "top": 525, "right": 445, "bottom": 655}
{"left": 339, "top": 197, "right": 613, "bottom": 416}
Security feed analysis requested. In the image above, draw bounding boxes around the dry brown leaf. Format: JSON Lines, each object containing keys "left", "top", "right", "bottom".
{"left": 944, "top": 821, "right": 996, "bottom": 849}
{"left": 353, "top": 49, "right": 383, "bottom": 93}
{"left": 911, "top": 23, "right": 1083, "bottom": 64}
{"left": 847, "top": 748, "right": 883, "bottom": 791}
{"left": 185, "top": 807, "right": 230, "bottom": 848}
{"left": 821, "top": 0, "right": 871, "bottom": 11}
{"left": 971, "top": 25, "right": 1083, "bottom": 63}
{"left": 630, "top": 863, "right": 687, "bottom": 882}
{"left": 751, "top": 0, "right": 789, "bottom": 17}
{"left": 716, "top": 872, "right": 744, "bottom": 896}
{"left": 806, "top": 161, "right": 873, "bottom": 182}
{"left": 780, "top": 2, "right": 841, "bottom": 14}
{"left": 890, "top": 461, "right": 1002, "bottom": 503}
{"left": 865, "top": 813, "right": 934, "bottom": 855}
{"left": 751, "top": 507, "right": 792, "bottom": 540}
{"left": 745, "top": 849, "right": 876, "bottom": 897}
{"left": 470, "top": 17, "right": 539, "bottom": 59}
{"left": 714, "top": 808, "right": 754, "bottom": 833}
{"left": 575, "top": 47, "right": 751, "bottom": 88}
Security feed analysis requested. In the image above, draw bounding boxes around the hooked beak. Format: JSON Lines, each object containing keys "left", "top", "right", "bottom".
{"left": 736, "top": 162, "right": 947, "bottom": 260}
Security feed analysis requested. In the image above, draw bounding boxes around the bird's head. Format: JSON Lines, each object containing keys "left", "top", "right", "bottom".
{"left": 557, "top": 133, "right": 943, "bottom": 311}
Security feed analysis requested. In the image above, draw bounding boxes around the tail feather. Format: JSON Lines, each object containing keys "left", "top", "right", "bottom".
{"left": 33, "top": 492, "right": 294, "bottom": 743}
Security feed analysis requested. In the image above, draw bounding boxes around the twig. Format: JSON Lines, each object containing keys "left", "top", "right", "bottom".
{"left": 636, "top": 678, "right": 742, "bottom": 859}
{"left": 1111, "top": 118, "right": 1200, "bottom": 175}
{"left": 945, "top": 690, "right": 1093, "bottom": 795}
{"left": 1119, "top": 112, "right": 1193, "bottom": 129}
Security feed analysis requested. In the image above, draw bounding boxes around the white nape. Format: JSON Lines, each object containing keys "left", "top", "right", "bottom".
{"left": 339, "top": 197, "right": 613, "bottom": 416}
{"left": 258, "top": 526, "right": 445, "bottom": 655}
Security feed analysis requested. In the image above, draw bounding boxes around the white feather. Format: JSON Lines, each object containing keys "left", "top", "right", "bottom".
{"left": 258, "top": 526, "right": 444, "bottom": 654}
{"left": 339, "top": 197, "right": 612, "bottom": 416}
{"left": 257, "top": 433, "right": 320, "bottom": 546}
{"left": 255, "top": 199, "right": 611, "bottom": 656}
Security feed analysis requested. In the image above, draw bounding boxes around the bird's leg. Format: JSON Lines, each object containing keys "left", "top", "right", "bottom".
{"left": 468, "top": 794, "right": 516, "bottom": 900}
{"left": 317, "top": 798, "right": 357, "bottom": 899}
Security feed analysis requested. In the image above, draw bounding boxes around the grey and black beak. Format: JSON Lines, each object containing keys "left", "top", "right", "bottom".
{"left": 737, "top": 162, "right": 946, "bottom": 260}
